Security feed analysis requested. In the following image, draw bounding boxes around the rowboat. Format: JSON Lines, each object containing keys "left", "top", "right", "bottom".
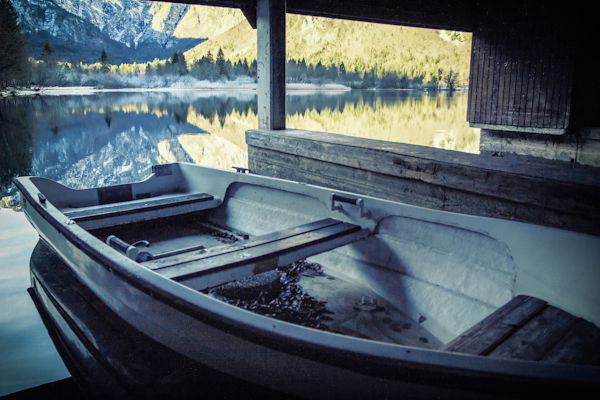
{"left": 15, "top": 163, "right": 600, "bottom": 399}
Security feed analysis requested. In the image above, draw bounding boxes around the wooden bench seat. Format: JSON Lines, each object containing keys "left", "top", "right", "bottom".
{"left": 444, "top": 295, "right": 600, "bottom": 365}
{"left": 63, "top": 192, "right": 217, "bottom": 229}
{"left": 64, "top": 192, "right": 215, "bottom": 221}
{"left": 149, "top": 218, "right": 369, "bottom": 290}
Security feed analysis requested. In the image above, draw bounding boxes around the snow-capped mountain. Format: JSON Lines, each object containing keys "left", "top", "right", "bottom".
{"left": 11, "top": 0, "right": 203, "bottom": 63}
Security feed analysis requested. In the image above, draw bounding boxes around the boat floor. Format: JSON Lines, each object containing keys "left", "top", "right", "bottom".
{"left": 296, "top": 267, "right": 442, "bottom": 348}
{"left": 207, "top": 260, "right": 442, "bottom": 349}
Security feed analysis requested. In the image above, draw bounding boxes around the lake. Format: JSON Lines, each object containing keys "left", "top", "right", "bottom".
{"left": 0, "top": 88, "right": 479, "bottom": 395}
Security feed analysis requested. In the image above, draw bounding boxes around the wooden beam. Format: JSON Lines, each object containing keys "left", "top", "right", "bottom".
{"left": 241, "top": 0, "right": 257, "bottom": 29}
{"left": 257, "top": 0, "right": 286, "bottom": 130}
{"left": 161, "top": 0, "right": 477, "bottom": 31}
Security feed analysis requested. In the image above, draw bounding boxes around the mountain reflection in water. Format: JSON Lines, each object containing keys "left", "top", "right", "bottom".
{"left": 0, "top": 90, "right": 479, "bottom": 204}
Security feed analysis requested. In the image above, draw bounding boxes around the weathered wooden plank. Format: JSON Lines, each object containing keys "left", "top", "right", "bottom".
{"left": 145, "top": 218, "right": 342, "bottom": 270}
{"left": 514, "top": 29, "right": 528, "bottom": 127}
{"left": 495, "top": 29, "right": 508, "bottom": 126}
{"left": 64, "top": 193, "right": 215, "bottom": 221}
{"left": 246, "top": 130, "right": 600, "bottom": 214}
{"left": 556, "top": 46, "right": 573, "bottom": 130}
{"left": 534, "top": 23, "right": 549, "bottom": 129}
{"left": 480, "top": 30, "right": 492, "bottom": 125}
{"left": 489, "top": 306, "right": 577, "bottom": 361}
{"left": 542, "top": 319, "right": 600, "bottom": 366}
{"left": 247, "top": 140, "right": 600, "bottom": 235}
{"left": 443, "top": 295, "right": 547, "bottom": 355}
{"left": 179, "top": 226, "right": 369, "bottom": 291}
{"left": 156, "top": 220, "right": 369, "bottom": 290}
{"left": 466, "top": 31, "right": 479, "bottom": 122}
{"left": 158, "top": 221, "right": 363, "bottom": 280}
{"left": 485, "top": 28, "right": 496, "bottom": 124}
{"left": 528, "top": 35, "right": 541, "bottom": 128}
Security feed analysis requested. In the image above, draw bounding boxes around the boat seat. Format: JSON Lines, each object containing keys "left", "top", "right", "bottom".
{"left": 63, "top": 192, "right": 217, "bottom": 229}
{"left": 149, "top": 218, "right": 370, "bottom": 291}
{"left": 444, "top": 295, "right": 600, "bottom": 365}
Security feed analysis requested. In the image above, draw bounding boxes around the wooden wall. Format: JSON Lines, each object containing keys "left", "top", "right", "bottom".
{"left": 247, "top": 129, "right": 600, "bottom": 235}
{"left": 467, "top": 19, "right": 575, "bottom": 134}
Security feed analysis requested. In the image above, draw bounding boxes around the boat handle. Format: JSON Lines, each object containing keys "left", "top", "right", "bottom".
{"left": 331, "top": 193, "right": 365, "bottom": 216}
{"left": 332, "top": 194, "right": 361, "bottom": 206}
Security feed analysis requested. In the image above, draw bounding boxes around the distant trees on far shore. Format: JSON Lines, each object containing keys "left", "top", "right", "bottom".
{"left": 35, "top": 46, "right": 460, "bottom": 90}
{"left": 4, "top": 32, "right": 460, "bottom": 91}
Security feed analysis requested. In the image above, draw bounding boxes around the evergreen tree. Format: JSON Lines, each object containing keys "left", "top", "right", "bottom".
{"left": 0, "top": 0, "right": 29, "bottom": 88}
{"left": 41, "top": 41, "right": 56, "bottom": 65}
{"left": 444, "top": 69, "right": 458, "bottom": 91}
{"left": 171, "top": 52, "right": 187, "bottom": 75}
{"left": 338, "top": 63, "right": 347, "bottom": 82}
{"left": 215, "top": 48, "right": 229, "bottom": 79}
{"left": 34, "top": 40, "right": 61, "bottom": 85}
{"left": 100, "top": 49, "right": 109, "bottom": 73}
{"left": 0, "top": 98, "right": 34, "bottom": 192}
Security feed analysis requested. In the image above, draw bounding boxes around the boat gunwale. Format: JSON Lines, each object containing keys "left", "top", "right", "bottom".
{"left": 13, "top": 167, "right": 600, "bottom": 388}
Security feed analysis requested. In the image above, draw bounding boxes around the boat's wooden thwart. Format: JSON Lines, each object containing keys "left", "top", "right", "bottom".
{"left": 64, "top": 192, "right": 215, "bottom": 221}
{"left": 445, "top": 295, "right": 600, "bottom": 365}
{"left": 63, "top": 192, "right": 219, "bottom": 229}
{"left": 149, "top": 218, "right": 369, "bottom": 290}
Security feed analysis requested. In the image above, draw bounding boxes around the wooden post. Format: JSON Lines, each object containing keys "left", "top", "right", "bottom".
{"left": 257, "top": 0, "right": 286, "bottom": 130}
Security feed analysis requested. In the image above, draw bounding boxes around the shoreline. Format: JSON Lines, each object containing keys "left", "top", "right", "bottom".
{"left": 2, "top": 84, "right": 466, "bottom": 97}
{"left": 2, "top": 83, "right": 353, "bottom": 97}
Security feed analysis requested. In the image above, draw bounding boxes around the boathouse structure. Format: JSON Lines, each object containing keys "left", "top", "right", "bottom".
{"left": 165, "top": 0, "right": 600, "bottom": 235}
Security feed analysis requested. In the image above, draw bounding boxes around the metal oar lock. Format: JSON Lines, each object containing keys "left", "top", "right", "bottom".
{"left": 106, "top": 235, "right": 206, "bottom": 263}
{"left": 106, "top": 235, "right": 153, "bottom": 262}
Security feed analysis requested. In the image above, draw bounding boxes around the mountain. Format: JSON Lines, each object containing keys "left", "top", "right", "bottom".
{"left": 11, "top": 0, "right": 471, "bottom": 85}
{"left": 11, "top": 0, "right": 203, "bottom": 63}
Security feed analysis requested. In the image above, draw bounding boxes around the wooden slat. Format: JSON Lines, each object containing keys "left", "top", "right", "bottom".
{"left": 154, "top": 219, "right": 368, "bottom": 290}
{"left": 64, "top": 193, "right": 214, "bottom": 221}
{"left": 144, "top": 218, "right": 342, "bottom": 270}
{"left": 444, "top": 295, "right": 547, "bottom": 355}
{"left": 495, "top": 29, "right": 507, "bottom": 126}
{"left": 541, "top": 319, "right": 600, "bottom": 366}
{"left": 466, "top": 31, "right": 479, "bottom": 122}
{"left": 488, "top": 306, "right": 577, "bottom": 361}
{"left": 158, "top": 221, "right": 362, "bottom": 279}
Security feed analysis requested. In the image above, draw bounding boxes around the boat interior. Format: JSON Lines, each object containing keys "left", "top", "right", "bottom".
{"left": 26, "top": 164, "right": 600, "bottom": 367}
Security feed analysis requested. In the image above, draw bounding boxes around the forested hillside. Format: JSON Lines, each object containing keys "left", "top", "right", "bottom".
{"left": 184, "top": 12, "right": 472, "bottom": 87}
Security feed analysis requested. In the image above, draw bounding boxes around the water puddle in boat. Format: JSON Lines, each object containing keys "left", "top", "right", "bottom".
{"left": 205, "top": 260, "right": 442, "bottom": 349}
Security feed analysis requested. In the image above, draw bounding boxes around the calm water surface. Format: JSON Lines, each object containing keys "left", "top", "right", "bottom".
{"left": 0, "top": 89, "right": 479, "bottom": 395}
